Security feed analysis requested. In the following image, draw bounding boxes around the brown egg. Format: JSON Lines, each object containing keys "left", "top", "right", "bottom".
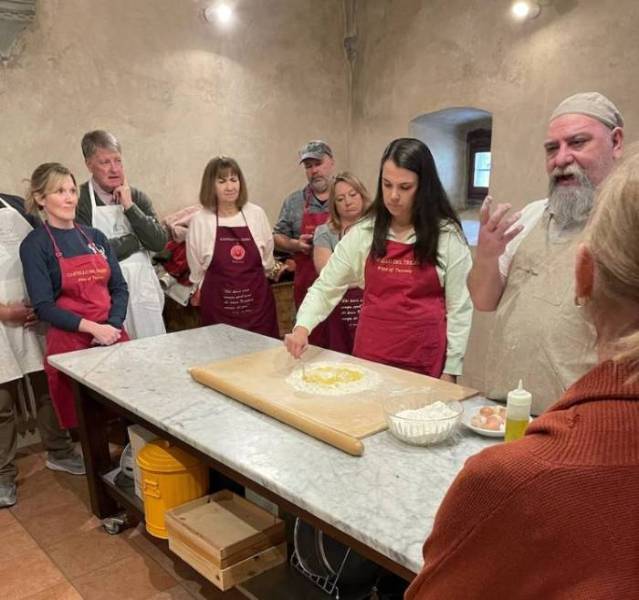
{"left": 479, "top": 406, "right": 494, "bottom": 417}
{"left": 484, "top": 415, "right": 502, "bottom": 430}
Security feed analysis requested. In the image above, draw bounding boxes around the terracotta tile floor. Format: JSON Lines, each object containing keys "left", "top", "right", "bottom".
{"left": 0, "top": 445, "right": 247, "bottom": 600}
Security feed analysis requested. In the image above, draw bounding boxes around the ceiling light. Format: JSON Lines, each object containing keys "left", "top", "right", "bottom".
{"left": 203, "top": 3, "right": 234, "bottom": 25}
{"left": 511, "top": 1, "right": 541, "bottom": 21}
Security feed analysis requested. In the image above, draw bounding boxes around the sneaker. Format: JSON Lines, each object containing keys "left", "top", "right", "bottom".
{"left": 46, "top": 453, "right": 86, "bottom": 476}
{"left": 0, "top": 482, "right": 16, "bottom": 508}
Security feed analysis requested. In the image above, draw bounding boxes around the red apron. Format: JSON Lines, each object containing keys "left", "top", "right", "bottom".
{"left": 43, "top": 223, "right": 129, "bottom": 428}
{"left": 325, "top": 287, "right": 363, "bottom": 355}
{"left": 200, "top": 212, "right": 279, "bottom": 338}
{"left": 293, "top": 187, "right": 329, "bottom": 347}
{"left": 353, "top": 240, "right": 447, "bottom": 377}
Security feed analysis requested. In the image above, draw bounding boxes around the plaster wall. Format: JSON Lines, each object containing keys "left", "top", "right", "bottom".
{"left": 350, "top": 0, "right": 638, "bottom": 204}
{"left": 0, "top": 0, "right": 349, "bottom": 222}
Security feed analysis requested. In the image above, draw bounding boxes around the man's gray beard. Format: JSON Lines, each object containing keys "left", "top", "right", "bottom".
{"left": 547, "top": 173, "right": 595, "bottom": 231}
{"left": 310, "top": 176, "right": 330, "bottom": 195}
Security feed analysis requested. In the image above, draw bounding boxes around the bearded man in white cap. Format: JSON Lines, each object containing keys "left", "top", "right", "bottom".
{"left": 467, "top": 92, "right": 624, "bottom": 414}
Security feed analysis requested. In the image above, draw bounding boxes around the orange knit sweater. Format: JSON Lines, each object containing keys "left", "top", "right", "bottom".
{"left": 405, "top": 360, "right": 639, "bottom": 600}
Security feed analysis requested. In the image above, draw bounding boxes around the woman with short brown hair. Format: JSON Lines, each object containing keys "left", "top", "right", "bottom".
{"left": 186, "top": 156, "right": 283, "bottom": 337}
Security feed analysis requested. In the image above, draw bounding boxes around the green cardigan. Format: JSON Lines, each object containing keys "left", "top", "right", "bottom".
{"left": 77, "top": 182, "right": 167, "bottom": 261}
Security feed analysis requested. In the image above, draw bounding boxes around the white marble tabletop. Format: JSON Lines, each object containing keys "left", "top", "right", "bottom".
{"left": 49, "top": 324, "right": 498, "bottom": 574}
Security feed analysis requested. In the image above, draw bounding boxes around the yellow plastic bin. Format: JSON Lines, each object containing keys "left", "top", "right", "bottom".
{"left": 137, "top": 439, "right": 209, "bottom": 539}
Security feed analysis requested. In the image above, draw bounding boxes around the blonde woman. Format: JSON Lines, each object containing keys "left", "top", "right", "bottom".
{"left": 20, "top": 163, "right": 129, "bottom": 429}
{"left": 312, "top": 172, "right": 370, "bottom": 353}
{"left": 186, "top": 156, "right": 283, "bottom": 338}
{"left": 406, "top": 153, "right": 639, "bottom": 598}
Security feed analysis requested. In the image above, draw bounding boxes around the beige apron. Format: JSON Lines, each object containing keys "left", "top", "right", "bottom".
{"left": 88, "top": 181, "right": 165, "bottom": 339}
{"left": 485, "top": 212, "right": 597, "bottom": 414}
{"left": 0, "top": 197, "right": 44, "bottom": 431}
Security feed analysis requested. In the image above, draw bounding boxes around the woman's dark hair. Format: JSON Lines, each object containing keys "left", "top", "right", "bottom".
{"left": 368, "top": 138, "right": 463, "bottom": 266}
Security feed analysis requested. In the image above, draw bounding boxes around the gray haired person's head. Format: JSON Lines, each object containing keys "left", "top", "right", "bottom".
{"left": 81, "top": 130, "right": 122, "bottom": 159}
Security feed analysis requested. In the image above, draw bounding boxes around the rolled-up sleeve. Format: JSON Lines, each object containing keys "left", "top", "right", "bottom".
{"left": 439, "top": 228, "right": 473, "bottom": 376}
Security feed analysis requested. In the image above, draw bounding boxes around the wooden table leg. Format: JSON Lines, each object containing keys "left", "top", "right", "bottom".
{"left": 73, "top": 381, "right": 119, "bottom": 518}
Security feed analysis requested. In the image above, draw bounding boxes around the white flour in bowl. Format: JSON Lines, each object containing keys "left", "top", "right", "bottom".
{"left": 389, "top": 401, "right": 461, "bottom": 444}
{"left": 396, "top": 401, "right": 457, "bottom": 420}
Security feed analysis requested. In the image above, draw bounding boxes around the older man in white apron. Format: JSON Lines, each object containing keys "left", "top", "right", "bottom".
{"left": 77, "top": 130, "right": 167, "bottom": 339}
{"left": 0, "top": 194, "right": 83, "bottom": 508}
{"left": 466, "top": 92, "right": 624, "bottom": 414}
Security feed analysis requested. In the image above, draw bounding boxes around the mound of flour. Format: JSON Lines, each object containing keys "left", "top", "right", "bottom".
{"left": 286, "top": 362, "right": 381, "bottom": 396}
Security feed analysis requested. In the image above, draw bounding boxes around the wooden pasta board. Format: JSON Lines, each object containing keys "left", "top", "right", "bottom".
{"left": 189, "top": 346, "right": 477, "bottom": 456}
{"left": 165, "top": 492, "right": 287, "bottom": 590}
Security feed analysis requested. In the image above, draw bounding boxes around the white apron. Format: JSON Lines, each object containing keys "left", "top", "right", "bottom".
{"left": 485, "top": 213, "right": 597, "bottom": 414}
{"left": 0, "top": 197, "right": 44, "bottom": 428}
{"left": 0, "top": 197, "right": 45, "bottom": 383}
{"left": 88, "top": 181, "right": 165, "bottom": 339}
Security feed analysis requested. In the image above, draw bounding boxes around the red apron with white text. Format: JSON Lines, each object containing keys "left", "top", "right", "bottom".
{"left": 200, "top": 214, "right": 279, "bottom": 338}
{"left": 353, "top": 240, "right": 446, "bottom": 377}
{"left": 43, "top": 223, "right": 129, "bottom": 428}
{"left": 293, "top": 187, "right": 329, "bottom": 347}
{"left": 326, "top": 287, "right": 363, "bottom": 354}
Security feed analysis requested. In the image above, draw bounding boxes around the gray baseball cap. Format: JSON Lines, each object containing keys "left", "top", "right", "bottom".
{"left": 550, "top": 92, "right": 624, "bottom": 129}
{"left": 298, "top": 140, "right": 333, "bottom": 163}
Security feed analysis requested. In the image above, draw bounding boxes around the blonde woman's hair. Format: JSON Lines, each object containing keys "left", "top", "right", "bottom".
{"left": 585, "top": 150, "right": 639, "bottom": 367}
{"left": 25, "top": 163, "right": 77, "bottom": 215}
{"left": 327, "top": 172, "right": 371, "bottom": 232}
{"left": 199, "top": 156, "right": 248, "bottom": 211}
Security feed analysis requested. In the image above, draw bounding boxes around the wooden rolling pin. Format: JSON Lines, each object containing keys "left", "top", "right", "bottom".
{"left": 189, "top": 366, "right": 364, "bottom": 456}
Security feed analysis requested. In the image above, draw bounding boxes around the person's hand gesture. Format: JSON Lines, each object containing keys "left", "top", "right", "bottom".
{"left": 476, "top": 196, "right": 524, "bottom": 260}
{"left": 113, "top": 176, "right": 134, "bottom": 210}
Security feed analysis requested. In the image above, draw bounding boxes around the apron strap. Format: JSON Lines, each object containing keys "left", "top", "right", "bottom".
{"left": 43, "top": 222, "right": 64, "bottom": 258}
{"left": 302, "top": 185, "right": 314, "bottom": 211}
{"left": 87, "top": 180, "right": 98, "bottom": 219}
{"left": 43, "top": 221, "right": 101, "bottom": 258}
{"left": 215, "top": 209, "right": 249, "bottom": 235}
{"left": 23, "top": 373, "right": 38, "bottom": 422}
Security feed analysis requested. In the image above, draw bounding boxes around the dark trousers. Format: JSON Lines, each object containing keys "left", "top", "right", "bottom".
{"left": 0, "top": 371, "right": 74, "bottom": 484}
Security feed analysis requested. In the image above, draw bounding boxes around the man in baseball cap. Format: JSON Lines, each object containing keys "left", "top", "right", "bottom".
{"left": 297, "top": 140, "right": 334, "bottom": 163}
{"left": 273, "top": 140, "right": 335, "bottom": 346}
{"left": 466, "top": 92, "right": 624, "bottom": 414}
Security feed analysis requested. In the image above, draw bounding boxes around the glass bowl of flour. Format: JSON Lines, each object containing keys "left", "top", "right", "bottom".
{"left": 382, "top": 389, "right": 463, "bottom": 445}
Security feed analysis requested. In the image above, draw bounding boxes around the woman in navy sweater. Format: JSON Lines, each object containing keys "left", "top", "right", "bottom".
{"left": 20, "top": 163, "right": 129, "bottom": 428}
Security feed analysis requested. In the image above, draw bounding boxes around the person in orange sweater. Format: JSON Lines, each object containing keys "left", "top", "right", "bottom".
{"left": 405, "top": 153, "right": 639, "bottom": 599}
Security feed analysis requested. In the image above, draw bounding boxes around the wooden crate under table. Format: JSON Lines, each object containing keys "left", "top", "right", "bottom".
{"left": 165, "top": 490, "right": 287, "bottom": 590}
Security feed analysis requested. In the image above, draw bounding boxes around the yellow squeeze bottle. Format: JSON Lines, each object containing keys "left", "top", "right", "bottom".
{"left": 505, "top": 380, "right": 532, "bottom": 442}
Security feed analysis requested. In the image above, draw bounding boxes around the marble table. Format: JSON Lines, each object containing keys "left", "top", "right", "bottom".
{"left": 49, "top": 324, "right": 497, "bottom": 579}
